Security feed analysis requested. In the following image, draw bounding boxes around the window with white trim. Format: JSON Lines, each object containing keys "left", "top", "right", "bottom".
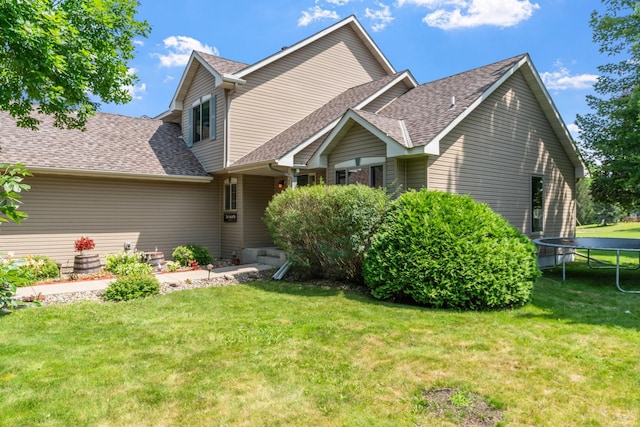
{"left": 189, "top": 95, "right": 216, "bottom": 145}
{"left": 224, "top": 177, "right": 237, "bottom": 211}
{"left": 335, "top": 164, "right": 384, "bottom": 188}
{"left": 531, "top": 176, "right": 543, "bottom": 233}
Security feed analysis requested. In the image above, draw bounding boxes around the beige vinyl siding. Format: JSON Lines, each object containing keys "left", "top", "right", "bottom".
{"left": 229, "top": 25, "right": 389, "bottom": 164}
{"left": 405, "top": 157, "right": 428, "bottom": 190}
{"left": 0, "top": 175, "right": 220, "bottom": 267}
{"left": 294, "top": 133, "right": 329, "bottom": 165}
{"left": 242, "top": 175, "right": 277, "bottom": 249}
{"left": 182, "top": 65, "right": 226, "bottom": 172}
{"left": 327, "top": 123, "right": 387, "bottom": 184}
{"left": 427, "top": 70, "right": 576, "bottom": 237}
{"left": 362, "top": 82, "right": 411, "bottom": 113}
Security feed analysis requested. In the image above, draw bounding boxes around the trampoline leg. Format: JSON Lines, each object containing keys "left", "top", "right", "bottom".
{"left": 615, "top": 250, "right": 640, "bottom": 293}
{"left": 562, "top": 247, "right": 566, "bottom": 282}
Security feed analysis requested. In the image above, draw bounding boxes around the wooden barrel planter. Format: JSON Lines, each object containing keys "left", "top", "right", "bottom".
{"left": 144, "top": 251, "right": 165, "bottom": 270}
{"left": 73, "top": 254, "right": 102, "bottom": 274}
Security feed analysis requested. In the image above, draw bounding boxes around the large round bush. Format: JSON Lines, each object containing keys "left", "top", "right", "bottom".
{"left": 264, "top": 184, "right": 389, "bottom": 282}
{"left": 363, "top": 190, "right": 540, "bottom": 310}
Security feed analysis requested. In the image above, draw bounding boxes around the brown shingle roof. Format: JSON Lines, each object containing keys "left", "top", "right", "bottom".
{"left": 377, "top": 54, "right": 526, "bottom": 147}
{"left": 195, "top": 51, "right": 248, "bottom": 75}
{"left": 0, "top": 111, "right": 210, "bottom": 178}
{"left": 350, "top": 109, "right": 410, "bottom": 147}
{"left": 232, "top": 72, "right": 410, "bottom": 166}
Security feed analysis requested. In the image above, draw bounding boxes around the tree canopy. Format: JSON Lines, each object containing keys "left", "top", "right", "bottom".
{"left": 0, "top": 0, "right": 150, "bottom": 130}
{"left": 576, "top": 0, "right": 640, "bottom": 210}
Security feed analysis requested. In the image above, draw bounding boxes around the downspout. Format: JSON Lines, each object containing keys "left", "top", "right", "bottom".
{"left": 268, "top": 163, "right": 296, "bottom": 188}
{"left": 224, "top": 83, "right": 238, "bottom": 169}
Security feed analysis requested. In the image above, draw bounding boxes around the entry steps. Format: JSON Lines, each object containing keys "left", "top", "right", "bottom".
{"left": 242, "top": 247, "right": 287, "bottom": 268}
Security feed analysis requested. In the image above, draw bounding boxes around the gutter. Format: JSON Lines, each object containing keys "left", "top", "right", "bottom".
{"left": 26, "top": 167, "right": 213, "bottom": 183}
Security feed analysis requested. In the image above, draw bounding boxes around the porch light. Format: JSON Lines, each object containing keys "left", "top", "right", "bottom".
{"left": 278, "top": 179, "right": 285, "bottom": 189}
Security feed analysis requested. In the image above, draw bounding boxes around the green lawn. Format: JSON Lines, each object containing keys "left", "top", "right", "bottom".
{"left": 575, "top": 222, "right": 640, "bottom": 268}
{"left": 2, "top": 270, "right": 639, "bottom": 426}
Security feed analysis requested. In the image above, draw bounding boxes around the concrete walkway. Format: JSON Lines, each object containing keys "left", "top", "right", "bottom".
{"left": 15, "top": 263, "right": 275, "bottom": 298}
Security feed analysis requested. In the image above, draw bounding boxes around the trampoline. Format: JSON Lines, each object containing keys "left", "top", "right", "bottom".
{"left": 534, "top": 237, "right": 640, "bottom": 294}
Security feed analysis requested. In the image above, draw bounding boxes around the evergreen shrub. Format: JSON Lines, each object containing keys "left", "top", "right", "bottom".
{"left": 363, "top": 190, "right": 540, "bottom": 310}
{"left": 264, "top": 184, "right": 389, "bottom": 282}
{"left": 104, "top": 273, "right": 160, "bottom": 302}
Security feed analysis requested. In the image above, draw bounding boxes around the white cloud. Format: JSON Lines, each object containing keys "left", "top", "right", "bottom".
{"left": 541, "top": 62, "right": 599, "bottom": 90}
{"left": 365, "top": 2, "right": 395, "bottom": 31}
{"left": 124, "top": 68, "right": 146, "bottom": 100}
{"left": 325, "top": 0, "right": 355, "bottom": 4}
{"left": 567, "top": 122, "right": 580, "bottom": 136}
{"left": 397, "top": 0, "right": 539, "bottom": 29}
{"left": 163, "top": 75, "right": 175, "bottom": 84}
{"left": 298, "top": 6, "right": 340, "bottom": 26}
{"left": 153, "top": 36, "right": 219, "bottom": 68}
{"left": 133, "top": 39, "right": 145, "bottom": 47}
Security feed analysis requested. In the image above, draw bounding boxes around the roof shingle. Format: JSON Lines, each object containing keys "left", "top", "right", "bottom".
{"left": 232, "top": 71, "right": 410, "bottom": 166}
{"left": 0, "top": 111, "right": 210, "bottom": 178}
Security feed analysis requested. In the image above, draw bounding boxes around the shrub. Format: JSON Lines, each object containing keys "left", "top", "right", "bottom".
{"left": 186, "top": 243, "right": 213, "bottom": 266}
{"left": 264, "top": 184, "right": 389, "bottom": 282}
{"left": 104, "top": 273, "right": 160, "bottom": 302}
{"left": 104, "top": 251, "right": 153, "bottom": 276}
{"left": 363, "top": 190, "right": 540, "bottom": 310}
{"left": 172, "top": 246, "right": 193, "bottom": 267}
{"left": 18, "top": 255, "right": 60, "bottom": 284}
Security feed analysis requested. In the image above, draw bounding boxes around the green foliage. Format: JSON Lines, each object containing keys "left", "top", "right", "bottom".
{"left": 104, "top": 273, "right": 160, "bottom": 302}
{"left": 17, "top": 255, "right": 59, "bottom": 285}
{"left": 0, "top": 0, "right": 150, "bottom": 130}
{"left": 0, "top": 254, "right": 31, "bottom": 310}
{"left": 172, "top": 246, "right": 193, "bottom": 267}
{"left": 575, "top": 0, "right": 640, "bottom": 210}
{"left": 185, "top": 244, "right": 213, "bottom": 266}
{"left": 104, "top": 251, "right": 152, "bottom": 276}
{"left": 264, "top": 184, "right": 389, "bottom": 282}
{"left": 0, "top": 163, "right": 31, "bottom": 224}
{"left": 363, "top": 190, "right": 540, "bottom": 310}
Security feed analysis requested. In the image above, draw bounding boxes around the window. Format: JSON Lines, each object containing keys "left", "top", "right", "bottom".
{"left": 336, "top": 165, "right": 384, "bottom": 187}
{"left": 296, "top": 174, "right": 316, "bottom": 187}
{"left": 224, "top": 177, "right": 237, "bottom": 211}
{"left": 189, "top": 95, "right": 216, "bottom": 145}
{"left": 531, "top": 176, "right": 543, "bottom": 233}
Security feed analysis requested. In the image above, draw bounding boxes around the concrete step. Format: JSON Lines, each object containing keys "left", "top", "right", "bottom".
{"left": 257, "top": 255, "right": 286, "bottom": 268}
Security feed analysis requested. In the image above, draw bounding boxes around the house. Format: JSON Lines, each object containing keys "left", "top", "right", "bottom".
{"left": 0, "top": 16, "right": 584, "bottom": 269}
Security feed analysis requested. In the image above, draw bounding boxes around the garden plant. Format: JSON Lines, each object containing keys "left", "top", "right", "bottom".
{"left": 364, "top": 189, "right": 541, "bottom": 310}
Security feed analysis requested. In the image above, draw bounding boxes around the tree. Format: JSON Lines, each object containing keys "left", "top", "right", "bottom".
{"left": 0, "top": 0, "right": 150, "bottom": 130}
{"left": 575, "top": 0, "right": 640, "bottom": 210}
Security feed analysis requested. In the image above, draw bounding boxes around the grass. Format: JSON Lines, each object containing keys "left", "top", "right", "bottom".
{"left": 0, "top": 224, "right": 638, "bottom": 426}
{"left": 575, "top": 222, "right": 640, "bottom": 268}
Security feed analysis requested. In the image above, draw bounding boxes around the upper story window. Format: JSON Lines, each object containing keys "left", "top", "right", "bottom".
{"left": 189, "top": 94, "right": 217, "bottom": 146}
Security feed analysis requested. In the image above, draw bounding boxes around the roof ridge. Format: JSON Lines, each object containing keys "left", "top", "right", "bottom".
{"left": 422, "top": 53, "right": 528, "bottom": 86}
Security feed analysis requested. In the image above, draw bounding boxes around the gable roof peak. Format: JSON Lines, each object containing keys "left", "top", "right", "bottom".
{"left": 232, "top": 15, "right": 395, "bottom": 79}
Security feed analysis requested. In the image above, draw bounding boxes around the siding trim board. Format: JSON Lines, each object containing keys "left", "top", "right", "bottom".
{"left": 234, "top": 16, "right": 396, "bottom": 79}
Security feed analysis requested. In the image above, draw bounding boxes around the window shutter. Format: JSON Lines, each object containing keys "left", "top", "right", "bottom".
{"left": 211, "top": 94, "right": 217, "bottom": 140}
{"left": 187, "top": 107, "right": 194, "bottom": 147}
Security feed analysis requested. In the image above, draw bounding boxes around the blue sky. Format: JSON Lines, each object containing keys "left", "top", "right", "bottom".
{"left": 105, "top": 0, "right": 608, "bottom": 140}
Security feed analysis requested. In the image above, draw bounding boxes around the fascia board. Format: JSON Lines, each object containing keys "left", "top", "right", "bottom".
{"left": 28, "top": 167, "right": 213, "bottom": 183}
{"left": 233, "top": 16, "right": 396, "bottom": 80}
{"left": 169, "top": 52, "right": 232, "bottom": 111}
{"left": 520, "top": 57, "right": 588, "bottom": 177}
{"left": 280, "top": 71, "right": 417, "bottom": 167}
{"left": 425, "top": 56, "right": 528, "bottom": 157}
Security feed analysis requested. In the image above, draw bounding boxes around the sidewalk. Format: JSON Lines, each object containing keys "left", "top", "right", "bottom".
{"left": 15, "top": 263, "right": 275, "bottom": 298}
